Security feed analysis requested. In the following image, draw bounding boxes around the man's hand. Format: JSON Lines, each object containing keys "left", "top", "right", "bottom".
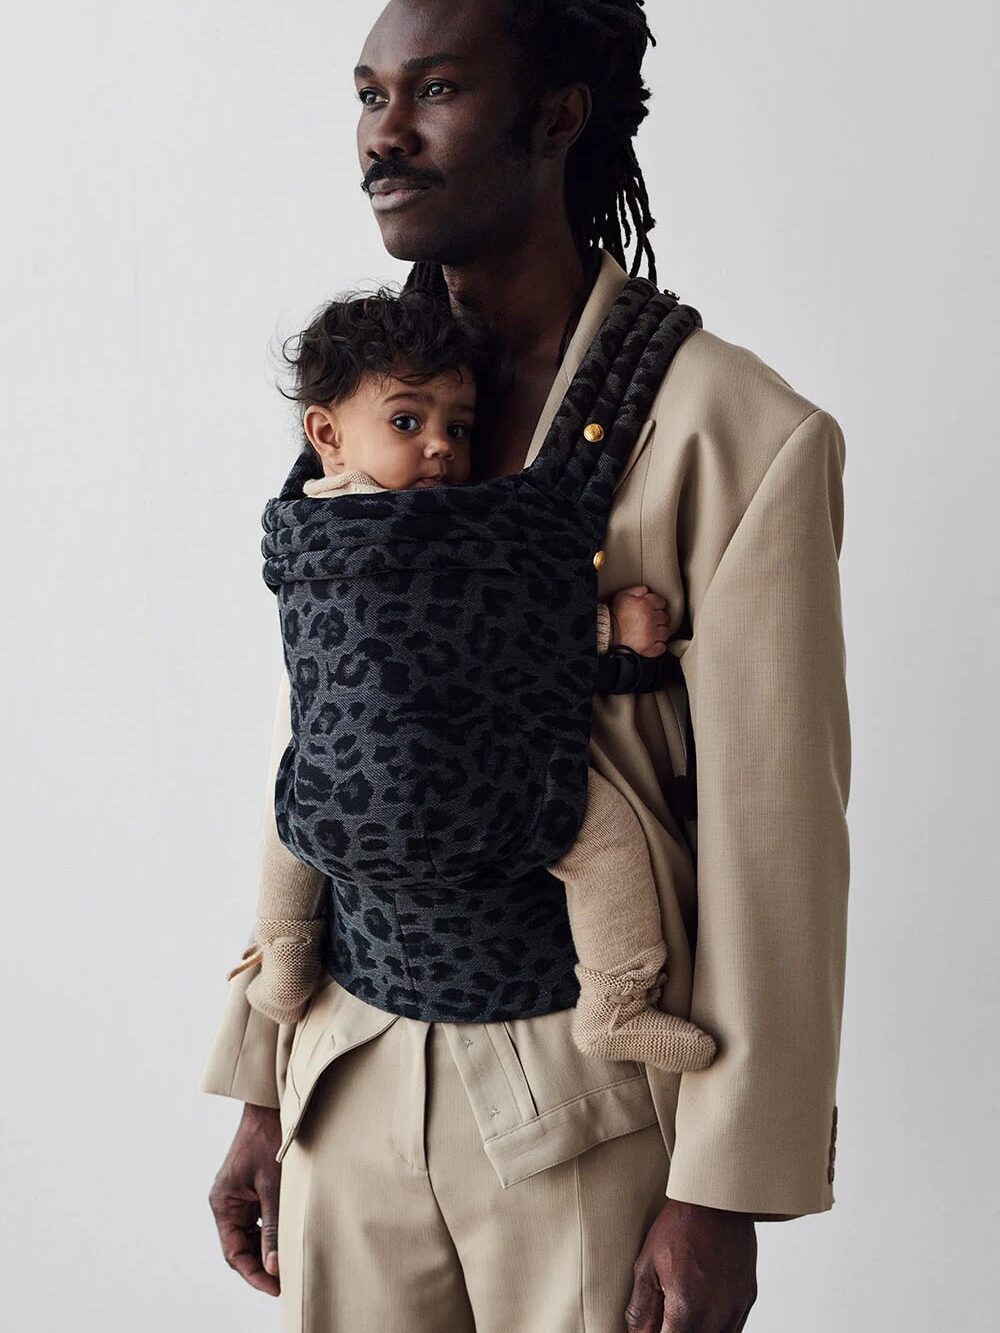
{"left": 208, "top": 1103, "right": 283, "bottom": 1297}
{"left": 626, "top": 1198, "right": 757, "bottom": 1331}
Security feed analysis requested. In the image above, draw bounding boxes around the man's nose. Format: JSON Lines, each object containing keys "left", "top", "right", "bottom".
{"left": 363, "top": 100, "right": 421, "bottom": 163}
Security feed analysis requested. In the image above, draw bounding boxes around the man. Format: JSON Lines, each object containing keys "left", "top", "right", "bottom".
{"left": 204, "top": 1, "right": 851, "bottom": 1329}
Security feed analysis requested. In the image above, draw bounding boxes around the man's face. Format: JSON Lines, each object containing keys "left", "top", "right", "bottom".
{"left": 304, "top": 368, "right": 476, "bottom": 491}
{"left": 354, "top": 0, "right": 542, "bottom": 263}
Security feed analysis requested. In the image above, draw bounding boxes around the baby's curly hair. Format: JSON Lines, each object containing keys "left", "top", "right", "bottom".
{"left": 277, "top": 285, "right": 503, "bottom": 451}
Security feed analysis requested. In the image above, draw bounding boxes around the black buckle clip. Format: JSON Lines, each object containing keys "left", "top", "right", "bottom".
{"left": 595, "top": 645, "right": 683, "bottom": 695}
{"left": 665, "top": 773, "right": 698, "bottom": 819}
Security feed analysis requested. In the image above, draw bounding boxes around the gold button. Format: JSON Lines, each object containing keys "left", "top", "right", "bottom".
{"left": 593, "top": 549, "right": 605, "bottom": 570}
{"left": 583, "top": 422, "right": 604, "bottom": 443}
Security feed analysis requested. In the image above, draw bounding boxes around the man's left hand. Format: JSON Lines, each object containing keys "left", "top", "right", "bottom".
{"left": 626, "top": 1198, "right": 757, "bottom": 1331}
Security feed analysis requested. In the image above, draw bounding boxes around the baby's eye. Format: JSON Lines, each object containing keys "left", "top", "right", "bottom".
{"left": 391, "top": 414, "right": 420, "bottom": 433}
{"left": 448, "top": 423, "right": 472, "bottom": 440}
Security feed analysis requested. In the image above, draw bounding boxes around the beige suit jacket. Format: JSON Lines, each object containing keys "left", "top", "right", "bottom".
{"left": 202, "top": 249, "right": 850, "bottom": 1218}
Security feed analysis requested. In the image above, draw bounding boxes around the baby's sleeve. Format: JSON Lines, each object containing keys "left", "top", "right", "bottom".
{"left": 254, "top": 668, "right": 328, "bottom": 923}
{"left": 596, "top": 600, "right": 613, "bottom": 654}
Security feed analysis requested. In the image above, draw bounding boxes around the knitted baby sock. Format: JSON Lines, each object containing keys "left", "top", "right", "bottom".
{"left": 243, "top": 916, "right": 327, "bottom": 1025}
{"left": 571, "top": 940, "right": 718, "bottom": 1073}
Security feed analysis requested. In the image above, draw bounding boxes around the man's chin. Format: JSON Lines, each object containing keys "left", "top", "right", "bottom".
{"left": 373, "top": 216, "right": 467, "bottom": 267}
{"left": 378, "top": 230, "right": 442, "bottom": 265}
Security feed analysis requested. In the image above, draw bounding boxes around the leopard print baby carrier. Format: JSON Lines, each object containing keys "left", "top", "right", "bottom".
{"left": 261, "top": 276, "right": 701, "bottom": 1021}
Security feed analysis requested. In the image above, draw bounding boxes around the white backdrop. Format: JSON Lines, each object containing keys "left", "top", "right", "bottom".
{"left": 2, "top": 2, "right": 996, "bottom": 1328}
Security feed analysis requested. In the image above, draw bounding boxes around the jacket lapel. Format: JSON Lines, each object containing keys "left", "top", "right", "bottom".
{"left": 521, "top": 249, "right": 657, "bottom": 494}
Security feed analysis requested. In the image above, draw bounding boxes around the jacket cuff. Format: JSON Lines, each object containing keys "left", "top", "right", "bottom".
{"left": 662, "top": 1082, "right": 837, "bottom": 1217}
{"left": 199, "top": 960, "right": 288, "bottom": 1108}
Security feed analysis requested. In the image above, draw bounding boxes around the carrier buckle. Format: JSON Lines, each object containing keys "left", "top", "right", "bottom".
{"left": 595, "top": 645, "right": 683, "bottom": 694}
{"left": 665, "top": 773, "right": 698, "bottom": 819}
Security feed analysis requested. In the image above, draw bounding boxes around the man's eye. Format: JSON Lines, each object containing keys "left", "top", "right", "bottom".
{"left": 358, "top": 82, "right": 453, "bottom": 107}
{"left": 391, "top": 414, "right": 420, "bottom": 432}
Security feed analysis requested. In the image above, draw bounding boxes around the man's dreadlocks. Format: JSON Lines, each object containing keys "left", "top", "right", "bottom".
{"left": 404, "top": 0, "right": 658, "bottom": 299}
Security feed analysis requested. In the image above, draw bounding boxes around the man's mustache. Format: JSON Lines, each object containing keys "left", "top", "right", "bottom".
{"left": 361, "top": 161, "right": 442, "bottom": 194}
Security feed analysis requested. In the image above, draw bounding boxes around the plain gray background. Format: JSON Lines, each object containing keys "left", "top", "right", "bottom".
{"left": 2, "top": 1, "right": 997, "bottom": 1328}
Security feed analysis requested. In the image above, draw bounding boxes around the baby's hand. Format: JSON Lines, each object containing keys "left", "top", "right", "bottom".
{"left": 608, "top": 585, "right": 669, "bottom": 657}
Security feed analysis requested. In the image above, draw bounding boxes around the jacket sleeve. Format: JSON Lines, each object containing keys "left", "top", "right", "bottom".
{"left": 199, "top": 668, "right": 326, "bottom": 1106}
{"left": 665, "top": 408, "right": 851, "bottom": 1216}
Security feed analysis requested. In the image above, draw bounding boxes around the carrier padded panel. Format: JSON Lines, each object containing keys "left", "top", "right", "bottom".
{"left": 261, "top": 276, "right": 701, "bottom": 1020}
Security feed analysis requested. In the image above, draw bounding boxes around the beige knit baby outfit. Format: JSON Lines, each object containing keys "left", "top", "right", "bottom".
{"left": 237, "top": 466, "right": 716, "bottom": 1075}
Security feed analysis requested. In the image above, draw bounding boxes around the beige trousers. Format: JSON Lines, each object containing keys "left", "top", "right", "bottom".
{"left": 277, "top": 1012, "right": 671, "bottom": 1332}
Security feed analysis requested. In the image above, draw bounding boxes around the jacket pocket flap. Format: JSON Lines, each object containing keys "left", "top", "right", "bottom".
{"left": 483, "top": 1074, "right": 658, "bottom": 1187}
{"left": 441, "top": 1008, "right": 660, "bottom": 1188}
{"left": 277, "top": 976, "right": 399, "bottom": 1160}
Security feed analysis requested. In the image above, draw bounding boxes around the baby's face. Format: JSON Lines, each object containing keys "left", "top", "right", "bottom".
{"left": 306, "top": 366, "right": 476, "bottom": 490}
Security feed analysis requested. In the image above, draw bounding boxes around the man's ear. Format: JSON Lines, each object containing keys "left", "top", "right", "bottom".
{"left": 536, "top": 83, "right": 592, "bottom": 158}
{"left": 303, "top": 405, "right": 341, "bottom": 465}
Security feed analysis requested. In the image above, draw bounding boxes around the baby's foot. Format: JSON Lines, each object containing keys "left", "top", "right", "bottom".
{"left": 244, "top": 917, "right": 326, "bottom": 1025}
{"left": 571, "top": 960, "right": 717, "bottom": 1073}
{"left": 608, "top": 585, "right": 670, "bottom": 657}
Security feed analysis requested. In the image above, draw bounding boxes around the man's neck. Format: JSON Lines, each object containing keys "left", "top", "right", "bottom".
{"left": 441, "top": 225, "right": 596, "bottom": 369}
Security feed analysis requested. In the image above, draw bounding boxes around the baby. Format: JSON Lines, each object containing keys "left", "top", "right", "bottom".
{"left": 236, "top": 287, "right": 716, "bottom": 1074}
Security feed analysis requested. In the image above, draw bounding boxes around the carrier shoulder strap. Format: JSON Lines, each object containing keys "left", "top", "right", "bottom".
{"left": 526, "top": 278, "right": 701, "bottom": 534}
{"left": 665, "top": 691, "right": 698, "bottom": 862}
{"left": 537, "top": 275, "right": 701, "bottom": 857}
